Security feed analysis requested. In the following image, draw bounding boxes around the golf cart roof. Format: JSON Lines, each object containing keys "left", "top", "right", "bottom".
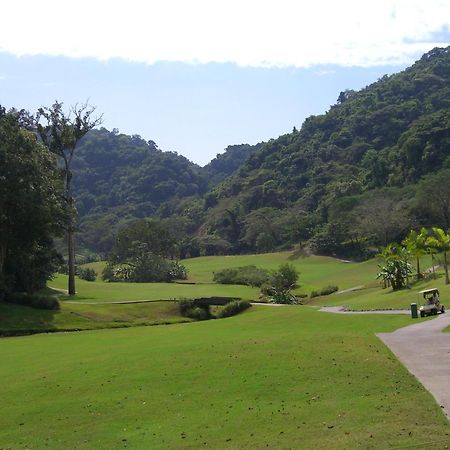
{"left": 419, "top": 288, "right": 439, "bottom": 294}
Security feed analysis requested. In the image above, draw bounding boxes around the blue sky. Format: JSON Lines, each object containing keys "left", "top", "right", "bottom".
{"left": 0, "top": 54, "right": 409, "bottom": 165}
{"left": 1, "top": 0, "right": 449, "bottom": 165}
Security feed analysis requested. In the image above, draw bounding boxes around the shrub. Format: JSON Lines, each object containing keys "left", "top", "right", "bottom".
{"left": 310, "top": 286, "right": 339, "bottom": 298}
{"left": 213, "top": 265, "right": 269, "bottom": 287}
{"left": 216, "top": 300, "right": 251, "bottom": 318}
{"left": 77, "top": 267, "right": 97, "bottom": 282}
{"left": 168, "top": 261, "right": 188, "bottom": 280}
{"left": 102, "top": 258, "right": 188, "bottom": 283}
{"left": 270, "top": 290, "right": 298, "bottom": 304}
{"left": 320, "top": 285, "right": 339, "bottom": 296}
{"left": 271, "top": 263, "right": 299, "bottom": 290}
{"left": 178, "top": 298, "right": 211, "bottom": 320}
{"left": 5, "top": 292, "right": 60, "bottom": 310}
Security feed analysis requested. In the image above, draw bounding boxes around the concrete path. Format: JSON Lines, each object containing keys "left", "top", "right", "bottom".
{"left": 320, "top": 306, "right": 410, "bottom": 315}
{"left": 378, "top": 313, "right": 450, "bottom": 419}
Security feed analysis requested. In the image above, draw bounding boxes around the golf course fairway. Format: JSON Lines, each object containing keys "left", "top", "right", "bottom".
{"left": 1, "top": 306, "right": 449, "bottom": 449}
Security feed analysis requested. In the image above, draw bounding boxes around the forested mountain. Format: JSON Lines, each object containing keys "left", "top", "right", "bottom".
{"left": 75, "top": 46, "right": 450, "bottom": 259}
{"left": 73, "top": 129, "right": 208, "bottom": 218}
{"left": 72, "top": 129, "right": 209, "bottom": 252}
{"left": 202, "top": 143, "right": 262, "bottom": 185}
{"left": 74, "top": 131, "right": 260, "bottom": 253}
{"left": 191, "top": 46, "right": 450, "bottom": 257}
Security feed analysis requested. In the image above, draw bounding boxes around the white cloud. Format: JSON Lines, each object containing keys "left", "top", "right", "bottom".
{"left": 1, "top": 0, "right": 449, "bottom": 67}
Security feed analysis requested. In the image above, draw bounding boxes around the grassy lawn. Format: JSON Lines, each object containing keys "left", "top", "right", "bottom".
{"left": 182, "top": 252, "right": 381, "bottom": 291}
{"left": 50, "top": 274, "right": 258, "bottom": 303}
{"left": 75, "top": 253, "right": 443, "bottom": 311}
{"left": 0, "top": 306, "right": 448, "bottom": 449}
{"left": 83, "top": 253, "right": 381, "bottom": 291}
{"left": 75, "top": 253, "right": 382, "bottom": 304}
{"left": 308, "top": 272, "right": 450, "bottom": 310}
{"left": 0, "top": 300, "right": 191, "bottom": 335}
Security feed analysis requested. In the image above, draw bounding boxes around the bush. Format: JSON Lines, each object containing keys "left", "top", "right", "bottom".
{"left": 271, "top": 263, "right": 299, "bottom": 290}
{"left": 213, "top": 265, "right": 269, "bottom": 287}
{"left": 216, "top": 300, "right": 251, "bottom": 318}
{"left": 77, "top": 267, "right": 97, "bottom": 282}
{"left": 168, "top": 261, "right": 188, "bottom": 280}
{"left": 102, "top": 257, "right": 188, "bottom": 283}
{"left": 178, "top": 298, "right": 211, "bottom": 320}
{"left": 310, "top": 285, "right": 339, "bottom": 298}
{"left": 320, "top": 285, "right": 339, "bottom": 296}
{"left": 5, "top": 292, "right": 60, "bottom": 310}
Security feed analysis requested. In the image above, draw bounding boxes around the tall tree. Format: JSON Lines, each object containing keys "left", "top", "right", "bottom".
{"left": 402, "top": 228, "right": 428, "bottom": 280}
{"left": 417, "top": 169, "right": 450, "bottom": 229}
{"left": 0, "top": 107, "right": 64, "bottom": 297}
{"left": 427, "top": 227, "right": 450, "bottom": 285}
{"left": 37, "top": 102, "right": 102, "bottom": 295}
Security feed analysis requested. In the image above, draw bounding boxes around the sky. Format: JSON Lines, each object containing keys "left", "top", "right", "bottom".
{"left": 1, "top": 0, "right": 449, "bottom": 165}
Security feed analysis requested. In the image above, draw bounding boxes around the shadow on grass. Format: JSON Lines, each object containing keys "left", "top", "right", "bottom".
{"left": 0, "top": 302, "right": 59, "bottom": 337}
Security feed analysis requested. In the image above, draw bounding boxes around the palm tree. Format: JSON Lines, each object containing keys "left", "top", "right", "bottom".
{"left": 426, "top": 227, "right": 450, "bottom": 285}
{"left": 402, "top": 229, "right": 428, "bottom": 281}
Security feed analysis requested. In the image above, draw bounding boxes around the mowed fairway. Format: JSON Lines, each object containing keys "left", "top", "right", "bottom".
{"left": 59, "top": 253, "right": 382, "bottom": 304}
{"left": 182, "top": 253, "right": 380, "bottom": 291}
{"left": 1, "top": 307, "right": 449, "bottom": 449}
{"left": 50, "top": 274, "right": 257, "bottom": 302}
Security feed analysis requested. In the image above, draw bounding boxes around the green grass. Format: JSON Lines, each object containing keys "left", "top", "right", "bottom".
{"left": 75, "top": 253, "right": 381, "bottom": 304}
{"left": 82, "top": 252, "right": 381, "bottom": 292}
{"left": 182, "top": 252, "right": 380, "bottom": 291}
{"left": 0, "top": 300, "right": 190, "bottom": 335}
{"left": 308, "top": 272, "right": 450, "bottom": 310}
{"left": 51, "top": 274, "right": 258, "bottom": 303}
{"left": 0, "top": 306, "right": 448, "bottom": 449}
{"left": 70, "top": 253, "right": 442, "bottom": 311}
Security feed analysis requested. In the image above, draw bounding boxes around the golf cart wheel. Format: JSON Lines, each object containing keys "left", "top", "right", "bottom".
{"left": 420, "top": 311, "right": 425, "bottom": 318}
{"left": 442, "top": 306, "right": 445, "bottom": 314}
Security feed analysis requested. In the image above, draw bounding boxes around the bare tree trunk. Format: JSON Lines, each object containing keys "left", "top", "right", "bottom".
{"left": 0, "top": 243, "right": 5, "bottom": 275}
{"left": 66, "top": 170, "right": 76, "bottom": 296}
{"left": 0, "top": 242, "right": 6, "bottom": 296}
{"left": 67, "top": 224, "right": 76, "bottom": 295}
{"left": 416, "top": 256, "right": 421, "bottom": 281}
{"left": 445, "top": 251, "right": 449, "bottom": 285}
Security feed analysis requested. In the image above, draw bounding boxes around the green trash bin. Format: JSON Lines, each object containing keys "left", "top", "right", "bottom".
{"left": 411, "top": 303, "right": 418, "bottom": 319}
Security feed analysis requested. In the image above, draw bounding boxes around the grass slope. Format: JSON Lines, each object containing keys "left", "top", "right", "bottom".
{"left": 50, "top": 274, "right": 257, "bottom": 303}
{"left": 0, "top": 307, "right": 448, "bottom": 449}
{"left": 308, "top": 272, "right": 450, "bottom": 310}
{"left": 0, "top": 300, "right": 190, "bottom": 335}
{"left": 182, "top": 252, "right": 380, "bottom": 290}
{"left": 75, "top": 253, "right": 381, "bottom": 303}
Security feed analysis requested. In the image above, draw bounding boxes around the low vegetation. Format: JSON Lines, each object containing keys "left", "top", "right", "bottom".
{"left": 102, "top": 219, "right": 188, "bottom": 283}
{"left": 0, "top": 299, "right": 189, "bottom": 336}
{"left": 216, "top": 299, "right": 251, "bottom": 318}
{"left": 4, "top": 292, "right": 60, "bottom": 311}
{"left": 310, "top": 285, "right": 339, "bottom": 298}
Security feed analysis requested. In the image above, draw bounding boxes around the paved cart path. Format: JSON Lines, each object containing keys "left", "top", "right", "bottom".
{"left": 320, "top": 306, "right": 410, "bottom": 314}
{"left": 378, "top": 313, "right": 450, "bottom": 419}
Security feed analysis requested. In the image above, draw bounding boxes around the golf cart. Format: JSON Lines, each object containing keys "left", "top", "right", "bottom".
{"left": 418, "top": 288, "right": 445, "bottom": 317}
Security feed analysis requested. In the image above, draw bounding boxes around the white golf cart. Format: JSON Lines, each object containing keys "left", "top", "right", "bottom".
{"left": 418, "top": 288, "right": 445, "bottom": 317}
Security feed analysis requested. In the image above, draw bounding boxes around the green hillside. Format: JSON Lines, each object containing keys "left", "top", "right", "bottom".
{"left": 192, "top": 46, "right": 450, "bottom": 256}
